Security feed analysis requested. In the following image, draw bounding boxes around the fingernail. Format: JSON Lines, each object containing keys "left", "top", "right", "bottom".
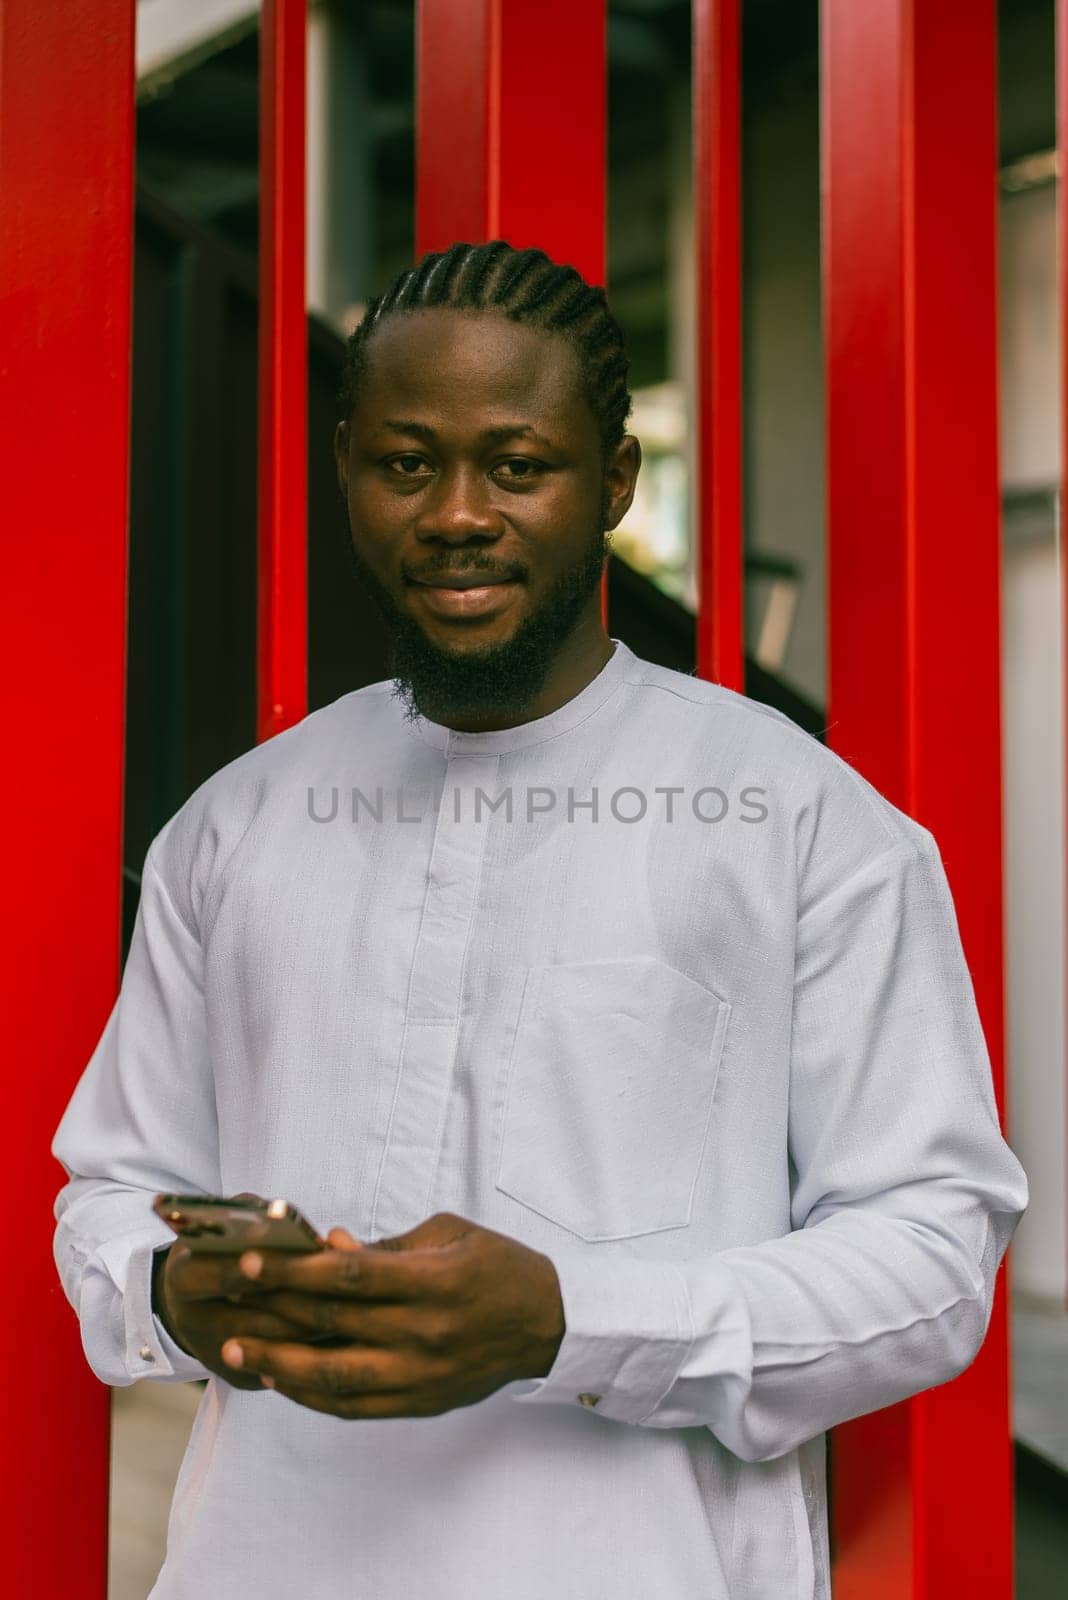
{"left": 260, "top": 1376, "right": 275, "bottom": 1390}
{"left": 239, "top": 1253, "right": 262, "bottom": 1279}
{"left": 222, "top": 1340, "right": 244, "bottom": 1368}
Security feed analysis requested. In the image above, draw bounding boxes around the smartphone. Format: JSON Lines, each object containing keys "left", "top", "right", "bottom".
{"left": 153, "top": 1192, "right": 327, "bottom": 1255}
{"left": 153, "top": 1193, "right": 353, "bottom": 1348}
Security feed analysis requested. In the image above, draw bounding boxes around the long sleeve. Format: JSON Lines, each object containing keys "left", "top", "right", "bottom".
{"left": 511, "top": 831, "right": 1029, "bottom": 1461}
{"left": 51, "top": 842, "right": 218, "bottom": 1386}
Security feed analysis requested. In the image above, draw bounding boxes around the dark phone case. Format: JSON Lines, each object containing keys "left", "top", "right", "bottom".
{"left": 153, "top": 1193, "right": 326, "bottom": 1253}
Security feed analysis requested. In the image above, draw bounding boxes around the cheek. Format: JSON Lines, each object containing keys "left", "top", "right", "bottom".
{"left": 538, "top": 480, "right": 604, "bottom": 548}
{"left": 348, "top": 483, "right": 409, "bottom": 546}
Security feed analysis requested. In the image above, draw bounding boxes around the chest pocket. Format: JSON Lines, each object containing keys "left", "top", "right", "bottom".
{"left": 494, "top": 956, "right": 731, "bottom": 1241}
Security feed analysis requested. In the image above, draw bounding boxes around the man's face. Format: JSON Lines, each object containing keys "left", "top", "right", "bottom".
{"left": 333, "top": 307, "right": 640, "bottom": 728}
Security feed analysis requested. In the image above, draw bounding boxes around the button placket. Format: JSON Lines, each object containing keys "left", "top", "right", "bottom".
{"left": 370, "top": 752, "right": 501, "bottom": 1239}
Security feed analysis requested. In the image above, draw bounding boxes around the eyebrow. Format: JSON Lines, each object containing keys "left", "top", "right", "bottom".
{"left": 379, "top": 419, "right": 557, "bottom": 449}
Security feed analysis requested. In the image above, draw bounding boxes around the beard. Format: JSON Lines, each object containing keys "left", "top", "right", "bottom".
{"left": 346, "top": 502, "right": 613, "bottom": 728}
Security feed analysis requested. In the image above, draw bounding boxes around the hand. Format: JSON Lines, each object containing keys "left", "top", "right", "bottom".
{"left": 216, "top": 1211, "right": 566, "bottom": 1419}
{"left": 153, "top": 1225, "right": 365, "bottom": 1391}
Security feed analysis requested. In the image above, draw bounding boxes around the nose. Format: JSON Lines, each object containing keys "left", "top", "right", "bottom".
{"left": 413, "top": 463, "right": 504, "bottom": 545}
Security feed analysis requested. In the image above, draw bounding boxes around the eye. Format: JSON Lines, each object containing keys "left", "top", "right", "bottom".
{"left": 385, "top": 453, "right": 433, "bottom": 476}
{"left": 493, "top": 457, "right": 546, "bottom": 483}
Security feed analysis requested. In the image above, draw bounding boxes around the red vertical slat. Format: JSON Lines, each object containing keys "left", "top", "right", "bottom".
{"left": 415, "top": 1, "right": 605, "bottom": 290}
{"left": 1058, "top": 0, "right": 1068, "bottom": 1315}
{"left": 258, "top": 0, "right": 308, "bottom": 744}
{"left": 415, "top": 0, "right": 608, "bottom": 625}
{"left": 0, "top": 1, "right": 136, "bottom": 1592}
{"left": 906, "top": 7, "right": 1011, "bottom": 1586}
{"left": 822, "top": 2, "right": 1012, "bottom": 1595}
{"left": 693, "top": 0, "right": 744, "bottom": 691}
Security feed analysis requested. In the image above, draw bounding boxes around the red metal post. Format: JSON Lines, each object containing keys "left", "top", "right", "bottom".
{"left": 258, "top": 0, "right": 309, "bottom": 743}
{"left": 415, "top": 0, "right": 608, "bottom": 624}
{"left": 693, "top": 0, "right": 744, "bottom": 692}
{"left": 0, "top": 1, "right": 136, "bottom": 1592}
{"left": 821, "top": 2, "right": 1011, "bottom": 1595}
{"left": 1058, "top": 0, "right": 1068, "bottom": 1316}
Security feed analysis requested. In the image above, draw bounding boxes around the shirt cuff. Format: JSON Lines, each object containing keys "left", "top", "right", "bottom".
{"left": 96, "top": 1223, "right": 212, "bottom": 1383}
{"left": 509, "top": 1246, "right": 695, "bottom": 1423}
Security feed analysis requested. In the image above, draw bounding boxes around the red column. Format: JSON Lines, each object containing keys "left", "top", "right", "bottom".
{"left": 258, "top": 0, "right": 308, "bottom": 743}
{"left": 821, "top": 2, "right": 1011, "bottom": 1595}
{"left": 415, "top": 0, "right": 605, "bottom": 285}
{"left": 693, "top": 1, "right": 744, "bottom": 692}
{"left": 1057, "top": 0, "right": 1068, "bottom": 1315}
{"left": 0, "top": 2, "right": 136, "bottom": 1593}
{"left": 415, "top": 0, "right": 607, "bottom": 622}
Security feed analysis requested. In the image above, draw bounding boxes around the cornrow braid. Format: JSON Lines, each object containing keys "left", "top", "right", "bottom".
{"left": 337, "top": 240, "right": 633, "bottom": 457}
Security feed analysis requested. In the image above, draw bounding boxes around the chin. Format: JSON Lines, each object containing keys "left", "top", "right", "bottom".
{"left": 407, "top": 605, "right": 525, "bottom": 653}
{"left": 428, "top": 619, "right": 519, "bottom": 650}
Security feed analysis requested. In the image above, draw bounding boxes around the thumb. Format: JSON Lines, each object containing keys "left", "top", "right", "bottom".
{"left": 368, "top": 1213, "right": 473, "bottom": 1253}
{"left": 326, "top": 1226, "right": 363, "bottom": 1252}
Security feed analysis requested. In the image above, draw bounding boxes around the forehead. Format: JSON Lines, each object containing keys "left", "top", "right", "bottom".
{"left": 353, "top": 307, "right": 594, "bottom": 438}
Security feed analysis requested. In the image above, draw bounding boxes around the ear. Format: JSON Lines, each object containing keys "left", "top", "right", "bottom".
{"left": 603, "top": 434, "right": 642, "bottom": 531}
{"left": 333, "top": 420, "right": 350, "bottom": 498}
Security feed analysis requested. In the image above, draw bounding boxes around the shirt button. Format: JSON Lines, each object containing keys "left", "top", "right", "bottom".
{"left": 578, "top": 1392, "right": 601, "bottom": 1408}
{"left": 139, "top": 1343, "right": 155, "bottom": 1363}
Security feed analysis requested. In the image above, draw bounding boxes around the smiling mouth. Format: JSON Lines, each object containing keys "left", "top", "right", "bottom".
{"left": 410, "top": 578, "right": 523, "bottom": 619}
{"left": 409, "top": 574, "right": 517, "bottom": 590}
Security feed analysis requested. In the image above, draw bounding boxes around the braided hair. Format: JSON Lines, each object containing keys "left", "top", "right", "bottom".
{"left": 337, "top": 240, "right": 632, "bottom": 457}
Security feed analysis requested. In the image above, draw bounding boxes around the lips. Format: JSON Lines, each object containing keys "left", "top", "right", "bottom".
{"left": 410, "top": 574, "right": 515, "bottom": 590}
{"left": 411, "top": 578, "right": 522, "bottom": 619}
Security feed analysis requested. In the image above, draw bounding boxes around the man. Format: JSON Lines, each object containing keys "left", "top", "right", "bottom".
{"left": 53, "top": 240, "right": 1027, "bottom": 1600}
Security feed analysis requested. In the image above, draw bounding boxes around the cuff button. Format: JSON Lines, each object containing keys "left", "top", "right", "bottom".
{"left": 578, "top": 1392, "right": 601, "bottom": 1408}
{"left": 139, "top": 1343, "right": 155, "bottom": 1363}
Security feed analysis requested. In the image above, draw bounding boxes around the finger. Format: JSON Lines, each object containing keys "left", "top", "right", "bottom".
{"left": 221, "top": 1337, "right": 394, "bottom": 1396}
{"left": 218, "top": 1366, "right": 278, "bottom": 1394}
{"left": 227, "top": 1243, "right": 450, "bottom": 1301}
{"left": 168, "top": 1248, "right": 271, "bottom": 1302}
{"left": 173, "top": 1235, "right": 362, "bottom": 1301}
{"left": 260, "top": 1289, "right": 411, "bottom": 1345}
{"left": 195, "top": 1302, "right": 312, "bottom": 1343}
